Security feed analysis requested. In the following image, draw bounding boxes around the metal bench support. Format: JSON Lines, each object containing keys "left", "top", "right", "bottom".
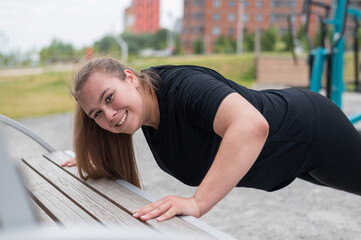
{"left": 0, "top": 114, "right": 55, "bottom": 153}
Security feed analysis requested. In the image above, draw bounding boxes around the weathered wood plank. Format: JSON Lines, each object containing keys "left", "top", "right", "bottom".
{"left": 22, "top": 155, "right": 152, "bottom": 232}
{"left": 45, "top": 151, "right": 217, "bottom": 239}
{"left": 30, "top": 199, "right": 56, "bottom": 226}
{"left": 17, "top": 160, "right": 100, "bottom": 227}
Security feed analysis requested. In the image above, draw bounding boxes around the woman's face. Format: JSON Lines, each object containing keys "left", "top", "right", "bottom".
{"left": 77, "top": 70, "right": 144, "bottom": 134}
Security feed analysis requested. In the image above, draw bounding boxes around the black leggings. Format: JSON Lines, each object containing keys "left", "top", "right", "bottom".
{"left": 298, "top": 91, "right": 361, "bottom": 195}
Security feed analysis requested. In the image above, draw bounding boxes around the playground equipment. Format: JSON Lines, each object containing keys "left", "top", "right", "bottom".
{"left": 288, "top": 0, "right": 361, "bottom": 124}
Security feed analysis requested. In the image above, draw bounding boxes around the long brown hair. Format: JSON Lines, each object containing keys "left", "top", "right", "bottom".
{"left": 72, "top": 57, "right": 157, "bottom": 188}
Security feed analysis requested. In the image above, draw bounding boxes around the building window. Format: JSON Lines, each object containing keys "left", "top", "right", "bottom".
{"left": 256, "top": 14, "right": 263, "bottom": 21}
{"left": 243, "top": 0, "right": 249, "bottom": 7}
{"left": 243, "top": 14, "right": 249, "bottom": 22}
{"left": 212, "top": 27, "right": 221, "bottom": 35}
{"left": 228, "top": 28, "right": 234, "bottom": 36}
{"left": 227, "top": 13, "right": 235, "bottom": 22}
{"left": 271, "top": 0, "right": 296, "bottom": 8}
{"left": 194, "top": 0, "right": 205, "bottom": 6}
{"left": 271, "top": 13, "right": 287, "bottom": 22}
{"left": 213, "top": 0, "right": 221, "bottom": 8}
{"left": 193, "top": 12, "right": 204, "bottom": 20}
{"left": 256, "top": 1, "right": 263, "bottom": 7}
{"left": 213, "top": 13, "right": 220, "bottom": 21}
{"left": 193, "top": 26, "right": 202, "bottom": 34}
{"left": 228, "top": 0, "right": 235, "bottom": 7}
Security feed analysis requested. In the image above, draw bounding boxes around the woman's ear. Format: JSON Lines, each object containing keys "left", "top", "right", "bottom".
{"left": 124, "top": 69, "right": 139, "bottom": 88}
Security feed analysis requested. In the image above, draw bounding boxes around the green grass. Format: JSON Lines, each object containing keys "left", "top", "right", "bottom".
{"left": 0, "top": 71, "right": 76, "bottom": 119}
{"left": 0, "top": 54, "right": 256, "bottom": 119}
{"left": 129, "top": 53, "right": 256, "bottom": 86}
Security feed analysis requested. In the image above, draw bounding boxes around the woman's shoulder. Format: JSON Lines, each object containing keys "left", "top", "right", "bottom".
{"left": 147, "top": 65, "right": 216, "bottom": 75}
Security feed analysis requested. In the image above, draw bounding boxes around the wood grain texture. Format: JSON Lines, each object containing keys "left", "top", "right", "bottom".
{"left": 18, "top": 160, "right": 100, "bottom": 227}
{"left": 45, "top": 151, "right": 217, "bottom": 239}
{"left": 21, "top": 155, "right": 152, "bottom": 232}
{"left": 30, "top": 199, "right": 56, "bottom": 226}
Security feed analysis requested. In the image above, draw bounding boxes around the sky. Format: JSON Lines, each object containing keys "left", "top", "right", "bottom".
{"left": 0, "top": 0, "right": 183, "bottom": 53}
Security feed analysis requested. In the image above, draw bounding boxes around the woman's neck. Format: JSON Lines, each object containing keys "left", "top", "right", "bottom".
{"left": 142, "top": 87, "right": 159, "bottom": 130}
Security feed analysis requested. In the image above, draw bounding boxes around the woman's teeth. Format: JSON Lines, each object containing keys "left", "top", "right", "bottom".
{"left": 116, "top": 111, "right": 127, "bottom": 126}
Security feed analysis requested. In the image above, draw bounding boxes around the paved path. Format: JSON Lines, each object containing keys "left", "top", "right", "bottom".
{"left": 2, "top": 90, "right": 361, "bottom": 240}
{"left": 0, "top": 64, "right": 73, "bottom": 77}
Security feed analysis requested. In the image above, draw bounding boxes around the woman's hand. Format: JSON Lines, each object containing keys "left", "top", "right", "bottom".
{"left": 133, "top": 195, "right": 201, "bottom": 222}
{"left": 61, "top": 157, "right": 77, "bottom": 167}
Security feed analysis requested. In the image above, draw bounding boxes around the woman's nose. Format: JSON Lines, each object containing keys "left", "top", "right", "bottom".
{"left": 105, "top": 108, "right": 117, "bottom": 121}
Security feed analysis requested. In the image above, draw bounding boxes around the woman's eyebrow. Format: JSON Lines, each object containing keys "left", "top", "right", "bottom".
{"left": 88, "top": 88, "right": 110, "bottom": 117}
{"left": 98, "top": 88, "right": 110, "bottom": 103}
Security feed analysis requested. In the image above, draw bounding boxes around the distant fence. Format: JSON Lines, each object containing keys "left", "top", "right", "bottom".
{"left": 256, "top": 56, "right": 310, "bottom": 87}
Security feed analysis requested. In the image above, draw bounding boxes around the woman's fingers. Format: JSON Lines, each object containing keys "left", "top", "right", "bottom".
{"left": 157, "top": 207, "right": 178, "bottom": 222}
{"left": 61, "top": 157, "right": 77, "bottom": 167}
{"left": 133, "top": 196, "right": 200, "bottom": 222}
{"left": 133, "top": 200, "right": 169, "bottom": 220}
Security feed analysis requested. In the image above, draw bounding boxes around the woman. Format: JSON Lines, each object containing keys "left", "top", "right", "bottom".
{"left": 63, "top": 56, "right": 361, "bottom": 222}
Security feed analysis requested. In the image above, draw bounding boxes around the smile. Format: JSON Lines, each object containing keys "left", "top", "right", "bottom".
{"left": 116, "top": 110, "right": 128, "bottom": 127}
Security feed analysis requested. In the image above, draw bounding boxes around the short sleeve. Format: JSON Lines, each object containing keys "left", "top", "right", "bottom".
{"left": 173, "top": 69, "right": 236, "bottom": 132}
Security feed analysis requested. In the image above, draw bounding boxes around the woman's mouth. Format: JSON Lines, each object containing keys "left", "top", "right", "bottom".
{"left": 116, "top": 110, "right": 128, "bottom": 127}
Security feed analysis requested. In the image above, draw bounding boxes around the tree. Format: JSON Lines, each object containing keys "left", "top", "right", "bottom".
{"left": 192, "top": 38, "right": 204, "bottom": 54}
{"left": 39, "top": 39, "right": 76, "bottom": 63}
{"left": 243, "top": 32, "right": 255, "bottom": 52}
{"left": 154, "top": 29, "right": 168, "bottom": 50}
{"left": 93, "top": 36, "right": 121, "bottom": 55}
{"left": 280, "top": 31, "right": 292, "bottom": 52}
{"left": 214, "top": 35, "right": 236, "bottom": 53}
{"left": 261, "top": 26, "right": 278, "bottom": 51}
{"left": 119, "top": 28, "right": 171, "bottom": 55}
{"left": 121, "top": 32, "right": 153, "bottom": 54}
{"left": 174, "top": 33, "right": 182, "bottom": 54}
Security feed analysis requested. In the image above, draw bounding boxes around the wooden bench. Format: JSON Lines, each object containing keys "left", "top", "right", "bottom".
{"left": 0, "top": 115, "right": 236, "bottom": 239}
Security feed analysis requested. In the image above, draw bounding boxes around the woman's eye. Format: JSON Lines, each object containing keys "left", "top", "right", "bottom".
{"left": 106, "top": 94, "right": 113, "bottom": 103}
{"left": 94, "top": 111, "right": 101, "bottom": 118}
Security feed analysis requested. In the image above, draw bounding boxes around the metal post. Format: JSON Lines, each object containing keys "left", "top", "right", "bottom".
{"left": 310, "top": 48, "right": 327, "bottom": 93}
{"left": 114, "top": 35, "right": 128, "bottom": 64}
{"left": 330, "top": 0, "right": 349, "bottom": 108}
{"left": 348, "top": 8, "right": 361, "bottom": 92}
{"left": 255, "top": 28, "right": 261, "bottom": 57}
{"left": 236, "top": 0, "right": 244, "bottom": 54}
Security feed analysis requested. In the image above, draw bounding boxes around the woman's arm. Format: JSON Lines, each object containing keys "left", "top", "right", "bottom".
{"left": 133, "top": 92, "right": 269, "bottom": 221}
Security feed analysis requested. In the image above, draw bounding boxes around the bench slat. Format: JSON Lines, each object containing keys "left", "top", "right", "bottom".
{"left": 45, "top": 151, "right": 217, "bottom": 239}
{"left": 22, "top": 155, "right": 152, "bottom": 232}
{"left": 18, "top": 160, "right": 101, "bottom": 227}
{"left": 30, "top": 199, "right": 57, "bottom": 226}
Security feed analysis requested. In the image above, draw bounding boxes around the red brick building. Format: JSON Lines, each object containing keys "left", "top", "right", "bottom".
{"left": 124, "top": 0, "right": 160, "bottom": 34}
{"left": 180, "top": 0, "right": 334, "bottom": 54}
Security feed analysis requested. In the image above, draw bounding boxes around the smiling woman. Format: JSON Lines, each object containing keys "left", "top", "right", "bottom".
{"left": 69, "top": 58, "right": 160, "bottom": 187}
{"left": 65, "top": 56, "right": 361, "bottom": 225}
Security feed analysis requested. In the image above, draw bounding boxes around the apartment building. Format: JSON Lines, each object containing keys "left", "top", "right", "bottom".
{"left": 124, "top": 0, "right": 160, "bottom": 34}
{"left": 180, "top": 0, "right": 336, "bottom": 54}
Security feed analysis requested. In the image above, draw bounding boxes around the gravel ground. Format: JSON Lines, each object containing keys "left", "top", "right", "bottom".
{"left": 2, "top": 90, "right": 361, "bottom": 240}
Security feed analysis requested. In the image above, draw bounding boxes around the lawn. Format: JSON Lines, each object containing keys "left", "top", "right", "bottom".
{"left": 0, "top": 54, "right": 256, "bottom": 119}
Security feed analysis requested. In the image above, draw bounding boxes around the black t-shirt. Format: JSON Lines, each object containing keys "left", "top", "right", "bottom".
{"left": 141, "top": 65, "right": 317, "bottom": 191}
